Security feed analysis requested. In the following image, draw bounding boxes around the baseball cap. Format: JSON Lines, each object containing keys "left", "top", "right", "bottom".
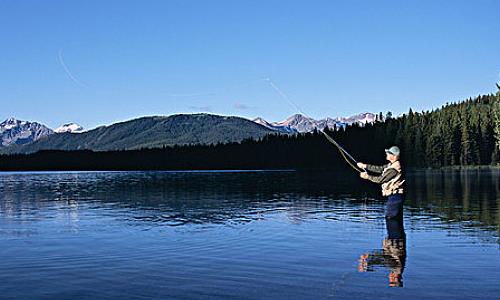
{"left": 385, "top": 146, "right": 400, "bottom": 157}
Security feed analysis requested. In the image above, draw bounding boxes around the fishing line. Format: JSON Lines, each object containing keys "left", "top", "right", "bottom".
{"left": 264, "top": 78, "right": 364, "bottom": 173}
{"left": 164, "top": 76, "right": 364, "bottom": 173}
{"left": 58, "top": 49, "right": 86, "bottom": 87}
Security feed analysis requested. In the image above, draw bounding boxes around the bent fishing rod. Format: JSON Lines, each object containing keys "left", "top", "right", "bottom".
{"left": 265, "top": 78, "right": 364, "bottom": 173}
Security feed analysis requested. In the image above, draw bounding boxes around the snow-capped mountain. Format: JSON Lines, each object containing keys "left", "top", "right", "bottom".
{"left": 55, "top": 123, "right": 84, "bottom": 133}
{"left": 335, "top": 112, "right": 377, "bottom": 125}
{"left": 273, "top": 114, "right": 319, "bottom": 133}
{"left": 0, "top": 118, "right": 54, "bottom": 147}
{"left": 253, "top": 112, "right": 378, "bottom": 133}
{"left": 253, "top": 117, "right": 297, "bottom": 133}
{"left": 0, "top": 118, "right": 86, "bottom": 147}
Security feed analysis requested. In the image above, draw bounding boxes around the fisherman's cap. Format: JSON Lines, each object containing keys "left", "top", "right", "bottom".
{"left": 385, "top": 146, "right": 400, "bottom": 157}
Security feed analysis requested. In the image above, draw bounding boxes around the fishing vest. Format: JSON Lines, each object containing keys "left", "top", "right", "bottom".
{"left": 381, "top": 161, "right": 405, "bottom": 196}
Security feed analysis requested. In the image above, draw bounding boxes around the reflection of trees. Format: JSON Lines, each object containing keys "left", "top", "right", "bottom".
{"left": 405, "top": 169, "right": 500, "bottom": 238}
{"left": 0, "top": 169, "right": 498, "bottom": 237}
{"left": 0, "top": 171, "right": 374, "bottom": 227}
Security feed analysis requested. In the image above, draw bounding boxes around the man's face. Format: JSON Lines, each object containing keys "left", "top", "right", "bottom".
{"left": 386, "top": 153, "right": 397, "bottom": 161}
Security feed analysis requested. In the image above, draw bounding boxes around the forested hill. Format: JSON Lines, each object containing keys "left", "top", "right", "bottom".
{"left": 1, "top": 88, "right": 499, "bottom": 171}
{"left": 345, "top": 91, "right": 500, "bottom": 168}
{"left": 0, "top": 114, "right": 276, "bottom": 154}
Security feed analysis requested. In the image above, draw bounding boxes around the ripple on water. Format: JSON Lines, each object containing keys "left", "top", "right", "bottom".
{"left": 0, "top": 170, "right": 499, "bottom": 299}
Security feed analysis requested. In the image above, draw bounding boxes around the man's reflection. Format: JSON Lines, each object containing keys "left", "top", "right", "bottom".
{"left": 358, "top": 216, "right": 406, "bottom": 287}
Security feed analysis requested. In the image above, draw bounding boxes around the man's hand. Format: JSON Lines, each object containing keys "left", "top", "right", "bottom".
{"left": 360, "top": 172, "right": 369, "bottom": 179}
{"left": 357, "top": 162, "right": 367, "bottom": 169}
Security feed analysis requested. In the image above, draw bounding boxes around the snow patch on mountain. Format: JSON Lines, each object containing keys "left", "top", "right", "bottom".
{"left": 55, "top": 123, "right": 85, "bottom": 133}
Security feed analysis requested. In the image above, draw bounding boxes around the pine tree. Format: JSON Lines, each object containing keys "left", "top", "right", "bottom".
{"left": 427, "top": 121, "right": 444, "bottom": 167}
{"left": 403, "top": 109, "right": 416, "bottom": 166}
{"left": 460, "top": 105, "right": 473, "bottom": 165}
{"left": 493, "top": 85, "right": 500, "bottom": 164}
{"left": 378, "top": 112, "right": 384, "bottom": 122}
{"left": 441, "top": 111, "right": 454, "bottom": 166}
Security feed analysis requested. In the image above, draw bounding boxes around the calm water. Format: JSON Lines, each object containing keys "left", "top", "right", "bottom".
{"left": 0, "top": 169, "right": 499, "bottom": 299}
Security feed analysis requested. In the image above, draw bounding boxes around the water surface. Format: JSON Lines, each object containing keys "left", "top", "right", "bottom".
{"left": 0, "top": 169, "right": 499, "bottom": 299}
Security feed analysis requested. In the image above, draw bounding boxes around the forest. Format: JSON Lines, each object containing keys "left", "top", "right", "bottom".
{"left": 1, "top": 87, "right": 499, "bottom": 171}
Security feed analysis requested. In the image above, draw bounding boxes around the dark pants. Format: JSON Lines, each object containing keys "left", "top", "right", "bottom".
{"left": 386, "top": 215, "right": 405, "bottom": 239}
{"left": 385, "top": 194, "right": 404, "bottom": 219}
{"left": 385, "top": 194, "right": 405, "bottom": 240}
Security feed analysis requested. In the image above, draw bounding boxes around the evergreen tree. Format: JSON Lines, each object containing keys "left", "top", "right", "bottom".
{"left": 402, "top": 109, "right": 416, "bottom": 165}
{"left": 493, "top": 85, "right": 500, "bottom": 164}
{"left": 460, "top": 105, "right": 473, "bottom": 165}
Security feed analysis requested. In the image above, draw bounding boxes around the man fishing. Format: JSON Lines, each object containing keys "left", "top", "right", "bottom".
{"left": 356, "top": 146, "right": 405, "bottom": 219}
{"left": 356, "top": 146, "right": 406, "bottom": 287}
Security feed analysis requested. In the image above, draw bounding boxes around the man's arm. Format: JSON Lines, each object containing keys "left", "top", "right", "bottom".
{"left": 366, "top": 168, "right": 398, "bottom": 184}
{"left": 365, "top": 163, "right": 387, "bottom": 174}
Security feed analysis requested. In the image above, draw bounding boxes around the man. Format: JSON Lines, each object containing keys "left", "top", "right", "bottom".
{"left": 356, "top": 146, "right": 406, "bottom": 287}
{"left": 357, "top": 146, "right": 405, "bottom": 219}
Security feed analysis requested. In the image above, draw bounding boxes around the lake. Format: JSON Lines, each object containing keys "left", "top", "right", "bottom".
{"left": 0, "top": 169, "right": 499, "bottom": 299}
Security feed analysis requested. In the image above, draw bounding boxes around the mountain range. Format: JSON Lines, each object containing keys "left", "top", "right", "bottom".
{"left": 253, "top": 113, "right": 376, "bottom": 133}
{"left": 0, "top": 112, "right": 376, "bottom": 154}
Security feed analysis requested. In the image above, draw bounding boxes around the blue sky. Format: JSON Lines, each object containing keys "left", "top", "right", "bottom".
{"left": 1, "top": 0, "right": 499, "bottom": 129}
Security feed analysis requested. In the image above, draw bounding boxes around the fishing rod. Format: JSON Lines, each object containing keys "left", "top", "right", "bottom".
{"left": 264, "top": 78, "right": 364, "bottom": 173}
{"left": 319, "top": 130, "right": 364, "bottom": 173}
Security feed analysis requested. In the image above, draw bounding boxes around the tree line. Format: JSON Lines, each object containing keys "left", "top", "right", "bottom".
{"left": 1, "top": 87, "right": 499, "bottom": 171}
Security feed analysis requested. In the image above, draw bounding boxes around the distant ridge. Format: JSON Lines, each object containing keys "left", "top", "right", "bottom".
{"left": 0, "top": 114, "right": 276, "bottom": 154}
{"left": 0, "top": 112, "right": 377, "bottom": 155}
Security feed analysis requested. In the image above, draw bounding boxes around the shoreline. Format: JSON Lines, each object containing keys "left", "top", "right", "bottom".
{"left": 1, "top": 165, "right": 499, "bottom": 173}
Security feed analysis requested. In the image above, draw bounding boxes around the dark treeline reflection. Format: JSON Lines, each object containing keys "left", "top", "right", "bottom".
{"left": 1, "top": 170, "right": 499, "bottom": 237}
{"left": 405, "top": 169, "right": 500, "bottom": 237}
{"left": 0, "top": 171, "right": 375, "bottom": 226}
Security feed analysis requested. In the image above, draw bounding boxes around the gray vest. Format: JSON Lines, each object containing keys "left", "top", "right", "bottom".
{"left": 381, "top": 161, "right": 405, "bottom": 196}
